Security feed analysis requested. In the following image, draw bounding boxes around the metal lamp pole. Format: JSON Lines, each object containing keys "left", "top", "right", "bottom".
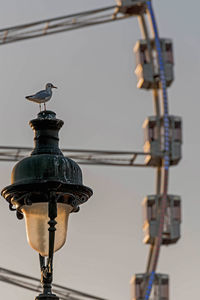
{"left": 1, "top": 110, "right": 93, "bottom": 300}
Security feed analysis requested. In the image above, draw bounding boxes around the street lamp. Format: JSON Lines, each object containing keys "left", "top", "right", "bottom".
{"left": 1, "top": 110, "right": 93, "bottom": 300}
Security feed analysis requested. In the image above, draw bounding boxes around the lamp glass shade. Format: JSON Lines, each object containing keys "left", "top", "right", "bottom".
{"left": 21, "top": 203, "right": 72, "bottom": 256}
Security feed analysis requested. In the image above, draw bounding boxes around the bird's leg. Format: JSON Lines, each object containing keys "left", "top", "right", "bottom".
{"left": 44, "top": 103, "right": 46, "bottom": 111}
{"left": 39, "top": 104, "right": 41, "bottom": 112}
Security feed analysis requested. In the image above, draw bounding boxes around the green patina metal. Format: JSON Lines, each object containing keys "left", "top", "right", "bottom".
{"left": 1, "top": 110, "right": 93, "bottom": 300}
{"left": 1, "top": 110, "right": 93, "bottom": 214}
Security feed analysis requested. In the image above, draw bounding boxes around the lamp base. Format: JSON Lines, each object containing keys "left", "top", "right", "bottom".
{"left": 35, "top": 294, "right": 59, "bottom": 300}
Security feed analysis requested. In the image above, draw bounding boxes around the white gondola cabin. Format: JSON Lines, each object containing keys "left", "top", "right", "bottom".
{"left": 134, "top": 39, "right": 174, "bottom": 89}
{"left": 130, "top": 273, "right": 169, "bottom": 300}
{"left": 143, "top": 116, "right": 182, "bottom": 166}
{"left": 142, "top": 195, "right": 181, "bottom": 245}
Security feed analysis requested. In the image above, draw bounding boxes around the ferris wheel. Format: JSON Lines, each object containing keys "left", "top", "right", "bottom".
{"left": 0, "top": 1, "right": 182, "bottom": 300}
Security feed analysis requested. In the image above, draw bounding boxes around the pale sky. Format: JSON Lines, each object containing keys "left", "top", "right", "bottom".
{"left": 0, "top": 1, "right": 199, "bottom": 300}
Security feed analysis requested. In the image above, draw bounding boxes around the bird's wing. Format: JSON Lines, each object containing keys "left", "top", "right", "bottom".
{"left": 33, "top": 90, "right": 50, "bottom": 99}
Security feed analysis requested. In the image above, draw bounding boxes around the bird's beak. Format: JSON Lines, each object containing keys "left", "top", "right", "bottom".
{"left": 52, "top": 85, "right": 57, "bottom": 89}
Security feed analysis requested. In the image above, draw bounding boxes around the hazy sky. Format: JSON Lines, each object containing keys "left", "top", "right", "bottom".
{"left": 0, "top": 1, "right": 200, "bottom": 300}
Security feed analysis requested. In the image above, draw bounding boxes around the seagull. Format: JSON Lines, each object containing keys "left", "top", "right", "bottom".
{"left": 25, "top": 83, "right": 57, "bottom": 111}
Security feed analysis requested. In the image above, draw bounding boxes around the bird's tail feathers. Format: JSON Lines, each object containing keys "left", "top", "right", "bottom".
{"left": 26, "top": 95, "right": 35, "bottom": 101}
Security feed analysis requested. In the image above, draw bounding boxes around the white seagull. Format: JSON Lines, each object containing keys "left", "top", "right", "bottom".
{"left": 25, "top": 83, "right": 57, "bottom": 111}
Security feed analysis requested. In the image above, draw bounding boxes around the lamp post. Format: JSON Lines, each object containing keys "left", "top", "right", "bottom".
{"left": 1, "top": 110, "right": 93, "bottom": 300}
